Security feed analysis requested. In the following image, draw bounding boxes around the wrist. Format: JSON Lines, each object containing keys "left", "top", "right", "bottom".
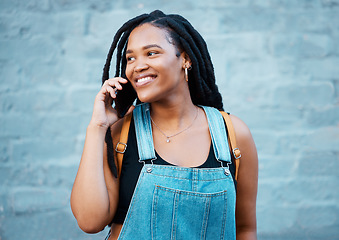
{"left": 87, "top": 122, "right": 109, "bottom": 134}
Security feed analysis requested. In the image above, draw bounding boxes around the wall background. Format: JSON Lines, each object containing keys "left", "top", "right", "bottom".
{"left": 1, "top": 0, "right": 338, "bottom": 239}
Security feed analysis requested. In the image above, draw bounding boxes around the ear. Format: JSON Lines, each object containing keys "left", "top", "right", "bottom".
{"left": 181, "top": 52, "right": 192, "bottom": 69}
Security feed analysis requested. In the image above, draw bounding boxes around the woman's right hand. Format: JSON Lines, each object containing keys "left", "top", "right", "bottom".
{"left": 71, "top": 77, "right": 128, "bottom": 232}
{"left": 89, "top": 77, "right": 128, "bottom": 129}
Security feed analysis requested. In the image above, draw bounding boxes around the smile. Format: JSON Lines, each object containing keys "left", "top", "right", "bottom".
{"left": 135, "top": 75, "right": 156, "bottom": 87}
{"left": 137, "top": 76, "right": 154, "bottom": 83}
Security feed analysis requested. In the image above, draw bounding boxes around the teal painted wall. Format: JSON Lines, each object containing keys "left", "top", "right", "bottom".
{"left": 1, "top": 0, "right": 338, "bottom": 239}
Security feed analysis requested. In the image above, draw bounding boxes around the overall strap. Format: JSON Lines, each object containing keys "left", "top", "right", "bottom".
{"left": 133, "top": 103, "right": 157, "bottom": 162}
{"left": 201, "top": 106, "right": 232, "bottom": 163}
{"left": 116, "top": 105, "right": 242, "bottom": 180}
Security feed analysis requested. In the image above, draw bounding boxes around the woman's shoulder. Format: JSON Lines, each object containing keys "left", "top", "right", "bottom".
{"left": 228, "top": 114, "right": 257, "bottom": 169}
{"left": 228, "top": 114, "right": 253, "bottom": 142}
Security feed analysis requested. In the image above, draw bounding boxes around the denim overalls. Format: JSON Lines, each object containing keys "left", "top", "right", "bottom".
{"left": 117, "top": 103, "right": 236, "bottom": 240}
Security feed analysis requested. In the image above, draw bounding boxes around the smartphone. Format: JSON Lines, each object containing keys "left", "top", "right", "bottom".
{"left": 114, "top": 81, "right": 137, "bottom": 118}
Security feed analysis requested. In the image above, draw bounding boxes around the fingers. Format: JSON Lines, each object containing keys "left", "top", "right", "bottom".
{"left": 103, "top": 77, "right": 128, "bottom": 89}
{"left": 106, "top": 85, "right": 116, "bottom": 99}
{"left": 101, "top": 77, "right": 128, "bottom": 99}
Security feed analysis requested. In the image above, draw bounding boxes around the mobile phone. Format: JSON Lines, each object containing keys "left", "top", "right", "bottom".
{"left": 115, "top": 81, "right": 137, "bottom": 118}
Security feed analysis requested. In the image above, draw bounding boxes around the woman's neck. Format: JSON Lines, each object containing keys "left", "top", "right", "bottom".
{"left": 149, "top": 97, "right": 198, "bottom": 132}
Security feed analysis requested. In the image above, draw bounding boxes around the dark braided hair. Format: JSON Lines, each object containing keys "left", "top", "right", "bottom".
{"left": 102, "top": 10, "right": 224, "bottom": 177}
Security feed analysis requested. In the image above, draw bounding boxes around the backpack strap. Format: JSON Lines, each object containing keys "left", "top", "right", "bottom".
{"left": 220, "top": 111, "right": 241, "bottom": 181}
{"left": 115, "top": 109, "right": 241, "bottom": 181}
{"left": 115, "top": 113, "right": 133, "bottom": 178}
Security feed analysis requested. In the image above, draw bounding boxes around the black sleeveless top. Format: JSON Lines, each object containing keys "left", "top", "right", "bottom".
{"left": 112, "top": 117, "right": 236, "bottom": 224}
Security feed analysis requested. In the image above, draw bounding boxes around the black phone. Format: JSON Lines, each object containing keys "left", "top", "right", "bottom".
{"left": 114, "top": 81, "right": 137, "bottom": 118}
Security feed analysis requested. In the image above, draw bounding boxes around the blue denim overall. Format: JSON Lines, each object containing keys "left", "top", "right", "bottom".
{"left": 117, "top": 103, "right": 236, "bottom": 240}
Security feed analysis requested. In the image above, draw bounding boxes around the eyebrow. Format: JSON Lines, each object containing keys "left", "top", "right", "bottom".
{"left": 126, "top": 44, "right": 163, "bottom": 54}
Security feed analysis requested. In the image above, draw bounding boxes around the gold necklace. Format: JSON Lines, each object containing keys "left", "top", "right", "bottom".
{"left": 150, "top": 108, "right": 199, "bottom": 143}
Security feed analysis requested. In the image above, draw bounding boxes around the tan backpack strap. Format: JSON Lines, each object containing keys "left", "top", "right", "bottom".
{"left": 220, "top": 111, "right": 241, "bottom": 181}
{"left": 115, "top": 113, "right": 133, "bottom": 178}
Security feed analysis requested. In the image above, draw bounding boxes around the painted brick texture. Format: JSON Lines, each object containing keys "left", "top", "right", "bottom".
{"left": 1, "top": 0, "right": 338, "bottom": 239}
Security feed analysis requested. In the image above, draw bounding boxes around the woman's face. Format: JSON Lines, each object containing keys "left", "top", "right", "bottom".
{"left": 125, "top": 23, "right": 187, "bottom": 103}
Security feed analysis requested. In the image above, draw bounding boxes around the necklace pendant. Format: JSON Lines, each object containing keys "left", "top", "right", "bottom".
{"left": 166, "top": 138, "right": 170, "bottom": 143}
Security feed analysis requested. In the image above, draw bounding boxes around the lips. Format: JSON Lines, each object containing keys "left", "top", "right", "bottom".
{"left": 135, "top": 74, "right": 157, "bottom": 87}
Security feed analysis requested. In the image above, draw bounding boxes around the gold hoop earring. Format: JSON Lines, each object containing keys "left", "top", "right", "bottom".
{"left": 185, "top": 67, "right": 189, "bottom": 82}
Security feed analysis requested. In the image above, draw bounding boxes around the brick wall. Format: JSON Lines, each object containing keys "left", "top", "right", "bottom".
{"left": 1, "top": 0, "right": 338, "bottom": 239}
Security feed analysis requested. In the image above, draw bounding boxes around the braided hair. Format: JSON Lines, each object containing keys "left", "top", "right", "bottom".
{"left": 102, "top": 10, "right": 224, "bottom": 177}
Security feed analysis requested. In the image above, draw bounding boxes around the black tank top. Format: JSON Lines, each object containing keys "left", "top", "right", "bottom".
{"left": 111, "top": 117, "right": 236, "bottom": 224}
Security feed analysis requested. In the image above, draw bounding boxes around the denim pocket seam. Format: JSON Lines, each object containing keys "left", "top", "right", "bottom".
{"left": 149, "top": 172, "right": 232, "bottom": 181}
{"left": 155, "top": 185, "right": 228, "bottom": 197}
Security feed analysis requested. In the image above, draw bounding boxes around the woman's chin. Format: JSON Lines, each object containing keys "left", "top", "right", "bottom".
{"left": 136, "top": 90, "right": 158, "bottom": 103}
{"left": 136, "top": 94, "right": 152, "bottom": 104}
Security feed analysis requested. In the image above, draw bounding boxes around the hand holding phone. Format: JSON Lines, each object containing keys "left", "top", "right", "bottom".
{"left": 89, "top": 77, "right": 129, "bottom": 129}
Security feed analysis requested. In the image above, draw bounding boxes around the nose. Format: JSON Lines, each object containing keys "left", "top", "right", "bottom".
{"left": 134, "top": 59, "right": 149, "bottom": 72}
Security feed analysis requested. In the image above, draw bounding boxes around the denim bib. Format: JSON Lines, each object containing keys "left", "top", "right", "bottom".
{"left": 117, "top": 103, "right": 236, "bottom": 240}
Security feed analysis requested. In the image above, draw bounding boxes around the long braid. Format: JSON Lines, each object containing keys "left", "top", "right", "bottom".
{"left": 163, "top": 18, "right": 221, "bottom": 109}
{"left": 166, "top": 19, "right": 208, "bottom": 80}
{"left": 180, "top": 20, "right": 223, "bottom": 110}
{"left": 177, "top": 37, "right": 207, "bottom": 101}
{"left": 102, "top": 10, "right": 224, "bottom": 177}
{"left": 179, "top": 20, "right": 220, "bottom": 103}
{"left": 173, "top": 15, "right": 220, "bottom": 100}
{"left": 170, "top": 15, "right": 214, "bottom": 77}
{"left": 115, "top": 31, "right": 130, "bottom": 77}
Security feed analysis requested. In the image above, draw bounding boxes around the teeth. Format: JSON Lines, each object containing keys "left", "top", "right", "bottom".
{"left": 137, "top": 76, "right": 153, "bottom": 83}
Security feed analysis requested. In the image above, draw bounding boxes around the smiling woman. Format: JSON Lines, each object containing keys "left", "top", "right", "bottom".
{"left": 125, "top": 24, "right": 187, "bottom": 103}
{"left": 70, "top": 10, "right": 258, "bottom": 240}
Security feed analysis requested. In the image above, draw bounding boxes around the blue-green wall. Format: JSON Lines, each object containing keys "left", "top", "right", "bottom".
{"left": 1, "top": 0, "right": 339, "bottom": 239}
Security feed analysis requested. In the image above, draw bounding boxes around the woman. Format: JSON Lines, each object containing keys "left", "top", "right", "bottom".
{"left": 71, "top": 10, "right": 258, "bottom": 240}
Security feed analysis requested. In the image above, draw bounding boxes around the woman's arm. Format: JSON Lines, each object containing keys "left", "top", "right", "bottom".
{"left": 70, "top": 78, "right": 128, "bottom": 233}
{"left": 231, "top": 115, "right": 258, "bottom": 240}
{"left": 70, "top": 124, "right": 120, "bottom": 233}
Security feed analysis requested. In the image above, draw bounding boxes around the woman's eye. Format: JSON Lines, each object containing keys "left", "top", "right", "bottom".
{"left": 148, "top": 51, "right": 157, "bottom": 56}
{"left": 127, "top": 56, "right": 135, "bottom": 61}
